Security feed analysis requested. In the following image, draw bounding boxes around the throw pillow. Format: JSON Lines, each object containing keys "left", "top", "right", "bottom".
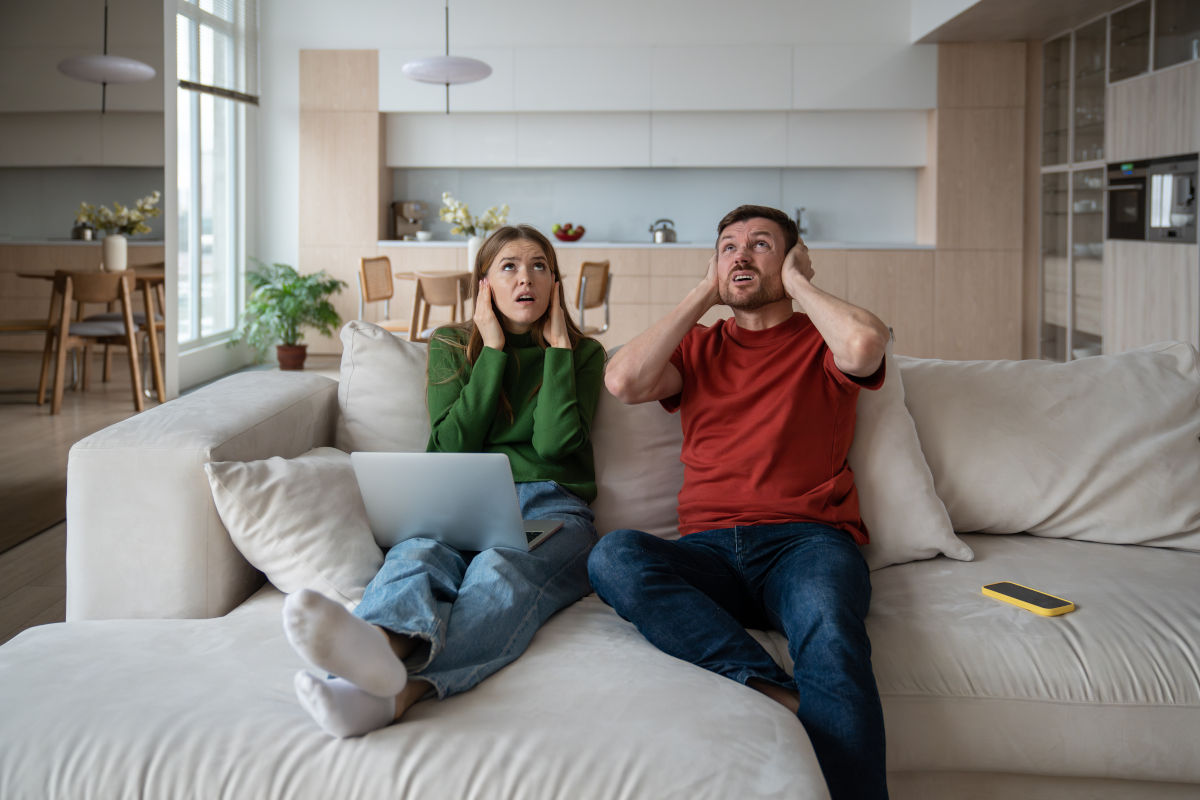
{"left": 850, "top": 345, "right": 974, "bottom": 570}
{"left": 896, "top": 341, "right": 1200, "bottom": 551}
{"left": 336, "top": 320, "right": 430, "bottom": 453}
{"left": 205, "top": 446, "right": 383, "bottom": 607}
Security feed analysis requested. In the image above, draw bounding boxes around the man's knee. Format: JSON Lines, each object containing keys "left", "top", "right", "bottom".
{"left": 587, "top": 529, "right": 653, "bottom": 604}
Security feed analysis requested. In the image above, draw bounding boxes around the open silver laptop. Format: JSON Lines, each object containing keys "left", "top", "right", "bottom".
{"left": 350, "top": 451, "right": 562, "bottom": 552}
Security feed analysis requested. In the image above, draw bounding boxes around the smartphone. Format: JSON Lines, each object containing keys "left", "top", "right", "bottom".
{"left": 982, "top": 581, "right": 1075, "bottom": 617}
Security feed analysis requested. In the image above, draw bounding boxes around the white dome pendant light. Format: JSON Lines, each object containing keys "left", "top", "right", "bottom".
{"left": 401, "top": 0, "right": 491, "bottom": 113}
{"left": 57, "top": 0, "right": 157, "bottom": 113}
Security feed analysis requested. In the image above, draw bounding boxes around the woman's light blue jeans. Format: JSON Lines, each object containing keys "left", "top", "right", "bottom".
{"left": 353, "top": 481, "right": 595, "bottom": 699}
{"left": 588, "top": 523, "right": 887, "bottom": 800}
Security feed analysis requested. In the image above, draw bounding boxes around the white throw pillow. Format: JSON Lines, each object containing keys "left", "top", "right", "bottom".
{"left": 851, "top": 345, "right": 974, "bottom": 570}
{"left": 592, "top": 344, "right": 974, "bottom": 570}
{"left": 204, "top": 447, "right": 383, "bottom": 607}
{"left": 897, "top": 341, "right": 1200, "bottom": 551}
{"left": 336, "top": 320, "right": 430, "bottom": 453}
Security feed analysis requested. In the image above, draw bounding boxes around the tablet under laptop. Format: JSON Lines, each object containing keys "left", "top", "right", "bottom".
{"left": 350, "top": 451, "right": 562, "bottom": 552}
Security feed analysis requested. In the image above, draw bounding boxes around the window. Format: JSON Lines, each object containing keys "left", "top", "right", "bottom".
{"left": 175, "top": 0, "right": 258, "bottom": 345}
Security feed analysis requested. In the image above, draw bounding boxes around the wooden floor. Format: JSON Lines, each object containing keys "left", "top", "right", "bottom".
{"left": 0, "top": 349, "right": 340, "bottom": 645}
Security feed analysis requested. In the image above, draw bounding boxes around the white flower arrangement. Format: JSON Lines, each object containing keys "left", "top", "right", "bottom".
{"left": 439, "top": 191, "right": 509, "bottom": 238}
{"left": 75, "top": 191, "right": 162, "bottom": 236}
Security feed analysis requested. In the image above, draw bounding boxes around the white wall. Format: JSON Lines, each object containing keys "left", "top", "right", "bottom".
{"left": 258, "top": 0, "right": 936, "bottom": 267}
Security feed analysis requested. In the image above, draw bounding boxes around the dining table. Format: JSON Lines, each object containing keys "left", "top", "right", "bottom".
{"left": 17, "top": 266, "right": 166, "bottom": 404}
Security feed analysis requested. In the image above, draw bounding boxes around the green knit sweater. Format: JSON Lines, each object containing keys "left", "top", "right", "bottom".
{"left": 426, "top": 327, "right": 606, "bottom": 503}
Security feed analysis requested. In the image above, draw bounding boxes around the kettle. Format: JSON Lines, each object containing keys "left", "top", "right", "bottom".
{"left": 650, "top": 218, "right": 677, "bottom": 244}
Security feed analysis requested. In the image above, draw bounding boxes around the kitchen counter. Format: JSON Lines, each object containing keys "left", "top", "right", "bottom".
{"left": 378, "top": 240, "right": 933, "bottom": 250}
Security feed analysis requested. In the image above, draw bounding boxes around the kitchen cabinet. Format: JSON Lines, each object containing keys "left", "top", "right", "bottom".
{"left": 651, "top": 46, "right": 792, "bottom": 111}
{"left": 1153, "top": 0, "right": 1200, "bottom": 71}
{"left": 1073, "top": 19, "right": 1107, "bottom": 164}
{"left": 1042, "top": 36, "right": 1070, "bottom": 167}
{"left": 1109, "top": 1, "right": 1151, "bottom": 83}
{"left": 650, "top": 113, "right": 788, "bottom": 167}
{"left": 1103, "top": 241, "right": 1199, "bottom": 353}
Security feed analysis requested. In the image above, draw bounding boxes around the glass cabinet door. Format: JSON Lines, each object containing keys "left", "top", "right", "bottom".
{"left": 1043, "top": 36, "right": 1071, "bottom": 166}
{"left": 1154, "top": 0, "right": 1200, "bottom": 70}
{"left": 1110, "top": 1, "right": 1150, "bottom": 82}
{"left": 1041, "top": 173, "right": 1070, "bottom": 361}
{"left": 1071, "top": 168, "right": 1104, "bottom": 358}
{"left": 1073, "top": 20, "right": 1106, "bottom": 163}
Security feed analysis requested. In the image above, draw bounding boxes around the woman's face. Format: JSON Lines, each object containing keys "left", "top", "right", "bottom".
{"left": 484, "top": 239, "right": 556, "bottom": 334}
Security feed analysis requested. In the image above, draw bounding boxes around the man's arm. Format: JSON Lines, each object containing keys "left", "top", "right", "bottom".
{"left": 604, "top": 255, "right": 719, "bottom": 404}
{"left": 783, "top": 244, "right": 889, "bottom": 377}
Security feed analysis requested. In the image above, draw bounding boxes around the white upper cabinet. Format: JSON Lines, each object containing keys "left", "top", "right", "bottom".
{"left": 515, "top": 47, "right": 652, "bottom": 111}
{"left": 651, "top": 46, "right": 792, "bottom": 111}
{"left": 386, "top": 113, "right": 517, "bottom": 167}
{"left": 792, "top": 44, "right": 936, "bottom": 110}
{"left": 651, "top": 112, "right": 788, "bottom": 166}
{"left": 516, "top": 113, "right": 651, "bottom": 167}
{"left": 786, "top": 111, "right": 928, "bottom": 167}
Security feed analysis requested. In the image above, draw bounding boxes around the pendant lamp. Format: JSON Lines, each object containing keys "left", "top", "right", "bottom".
{"left": 401, "top": 0, "right": 491, "bottom": 113}
{"left": 57, "top": 0, "right": 157, "bottom": 113}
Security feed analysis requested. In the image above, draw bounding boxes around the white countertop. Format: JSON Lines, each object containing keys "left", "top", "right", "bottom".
{"left": 379, "top": 240, "right": 932, "bottom": 251}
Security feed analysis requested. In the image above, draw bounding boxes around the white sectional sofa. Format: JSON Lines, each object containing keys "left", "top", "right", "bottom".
{"left": 1, "top": 321, "right": 1198, "bottom": 800}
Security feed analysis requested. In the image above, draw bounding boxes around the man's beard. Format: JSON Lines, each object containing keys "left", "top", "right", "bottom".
{"left": 719, "top": 272, "right": 787, "bottom": 309}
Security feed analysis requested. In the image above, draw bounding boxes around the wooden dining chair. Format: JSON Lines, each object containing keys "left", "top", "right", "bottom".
{"left": 408, "top": 271, "right": 472, "bottom": 342}
{"left": 358, "top": 255, "right": 409, "bottom": 335}
{"left": 38, "top": 270, "right": 143, "bottom": 415}
{"left": 574, "top": 260, "right": 612, "bottom": 335}
{"left": 84, "top": 263, "right": 165, "bottom": 394}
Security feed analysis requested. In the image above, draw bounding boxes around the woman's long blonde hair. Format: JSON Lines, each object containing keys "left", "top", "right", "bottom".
{"left": 432, "top": 224, "right": 589, "bottom": 418}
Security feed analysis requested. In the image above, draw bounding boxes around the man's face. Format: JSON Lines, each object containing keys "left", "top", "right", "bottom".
{"left": 715, "top": 217, "right": 788, "bottom": 309}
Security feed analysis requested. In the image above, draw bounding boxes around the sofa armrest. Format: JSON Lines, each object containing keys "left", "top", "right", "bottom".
{"left": 66, "top": 371, "right": 338, "bottom": 621}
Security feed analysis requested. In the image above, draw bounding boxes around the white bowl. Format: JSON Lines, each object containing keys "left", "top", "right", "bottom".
{"left": 415, "top": 231, "right": 434, "bottom": 241}
{"left": 1169, "top": 212, "right": 1194, "bottom": 228}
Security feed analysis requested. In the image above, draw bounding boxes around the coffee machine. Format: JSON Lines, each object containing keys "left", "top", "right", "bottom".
{"left": 391, "top": 201, "right": 428, "bottom": 240}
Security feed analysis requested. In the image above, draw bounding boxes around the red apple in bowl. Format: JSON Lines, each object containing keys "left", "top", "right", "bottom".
{"left": 553, "top": 222, "right": 585, "bottom": 242}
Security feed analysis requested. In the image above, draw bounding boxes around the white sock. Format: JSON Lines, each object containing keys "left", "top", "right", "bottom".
{"left": 294, "top": 672, "right": 394, "bottom": 738}
{"left": 282, "top": 588, "right": 407, "bottom": 697}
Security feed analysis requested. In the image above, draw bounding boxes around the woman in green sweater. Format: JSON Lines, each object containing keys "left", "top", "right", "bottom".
{"left": 283, "top": 225, "right": 606, "bottom": 738}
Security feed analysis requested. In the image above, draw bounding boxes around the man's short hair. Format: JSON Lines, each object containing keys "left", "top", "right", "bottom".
{"left": 716, "top": 205, "right": 799, "bottom": 253}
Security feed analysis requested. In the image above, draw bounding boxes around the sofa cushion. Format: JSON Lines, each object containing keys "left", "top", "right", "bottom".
{"left": 0, "top": 591, "right": 829, "bottom": 800}
{"left": 897, "top": 341, "right": 1200, "bottom": 551}
{"left": 864, "top": 534, "right": 1200, "bottom": 784}
{"left": 594, "top": 343, "right": 972, "bottom": 570}
{"left": 850, "top": 345, "right": 973, "bottom": 569}
{"left": 204, "top": 446, "right": 383, "bottom": 608}
{"left": 336, "top": 320, "right": 430, "bottom": 453}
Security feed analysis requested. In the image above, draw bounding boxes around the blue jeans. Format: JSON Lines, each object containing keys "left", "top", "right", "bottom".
{"left": 588, "top": 523, "right": 887, "bottom": 800}
{"left": 354, "top": 481, "right": 595, "bottom": 699}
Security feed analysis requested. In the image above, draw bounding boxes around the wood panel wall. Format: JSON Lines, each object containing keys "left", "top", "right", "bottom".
{"left": 931, "top": 42, "right": 1027, "bottom": 361}
{"left": 298, "top": 50, "right": 386, "bottom": 355}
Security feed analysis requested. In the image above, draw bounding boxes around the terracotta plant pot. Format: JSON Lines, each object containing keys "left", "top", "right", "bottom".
{"left": 275, "top": 344, "right": 308, "bottom": 371}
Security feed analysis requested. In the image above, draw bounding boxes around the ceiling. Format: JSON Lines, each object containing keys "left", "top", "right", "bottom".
{"left": 917, "top": 0, "right": 1135, "bottom": 43}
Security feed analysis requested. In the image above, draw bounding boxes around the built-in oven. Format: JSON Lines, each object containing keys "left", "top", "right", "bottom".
{"left": 1106, "top": 160, "right": 1147, "bottom": 240}
{"left": 1146, "top": 154, "right": 1197, "bottom": 244}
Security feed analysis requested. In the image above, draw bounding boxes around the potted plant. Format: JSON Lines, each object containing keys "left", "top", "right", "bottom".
{"left": 230, "top": 259, "right": 347, "bottom": 370}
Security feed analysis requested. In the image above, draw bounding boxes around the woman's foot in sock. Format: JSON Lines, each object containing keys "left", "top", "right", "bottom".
{"left": 282, "top": 588, "right": 407, "bottom": 697}
{"left": 294, "top": 672, "right": 394, "bottom": 738}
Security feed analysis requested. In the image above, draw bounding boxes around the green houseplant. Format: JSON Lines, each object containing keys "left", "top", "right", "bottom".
{"left": 230, "top": 260, "right": 348, "bottom": 370}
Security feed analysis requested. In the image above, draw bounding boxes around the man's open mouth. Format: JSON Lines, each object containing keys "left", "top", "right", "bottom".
{"left": 731, "top": 271, "right": 757, "bottom": 284}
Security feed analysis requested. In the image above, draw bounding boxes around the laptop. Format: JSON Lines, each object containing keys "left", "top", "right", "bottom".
{"left": 350, "top": 451, "right": 563, "bottom": 552}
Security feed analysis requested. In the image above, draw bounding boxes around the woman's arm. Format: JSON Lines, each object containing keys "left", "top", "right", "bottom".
{"left": 426, "top": 332, "right": 506, "bottom": 453}
{"left": 530, "top": 339, "right": 605, "bottom": 460}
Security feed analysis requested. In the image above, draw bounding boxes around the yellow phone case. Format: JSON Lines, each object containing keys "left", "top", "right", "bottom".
{"left": 982, "top": 581, "right": 1075, "bottom": 617}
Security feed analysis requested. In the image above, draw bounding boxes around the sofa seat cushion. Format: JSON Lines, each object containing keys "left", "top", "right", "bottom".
{"left": 0, "top": 591, "right": 829, "bottom": 800}
{"left": 865, "top": 534, "right": 1200, "bottom": 784}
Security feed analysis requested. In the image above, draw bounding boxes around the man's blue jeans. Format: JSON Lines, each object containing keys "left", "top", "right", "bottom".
{"left": 354, "top": 481, "right": 595, "bottom": 699}
{"left": 588, "top": 523, "right": 887, "bottom": 800}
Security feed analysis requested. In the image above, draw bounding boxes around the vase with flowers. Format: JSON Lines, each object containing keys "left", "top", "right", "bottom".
{"left": 439, "top": 191, "right": 509, "bottom": 270}
{"left": 75, "top": 191, "right": 163, "bottom": 273}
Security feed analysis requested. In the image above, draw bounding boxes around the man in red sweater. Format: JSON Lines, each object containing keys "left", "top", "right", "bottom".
{"left": 588, "top": 205, "right": 891, "bottom": 799}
